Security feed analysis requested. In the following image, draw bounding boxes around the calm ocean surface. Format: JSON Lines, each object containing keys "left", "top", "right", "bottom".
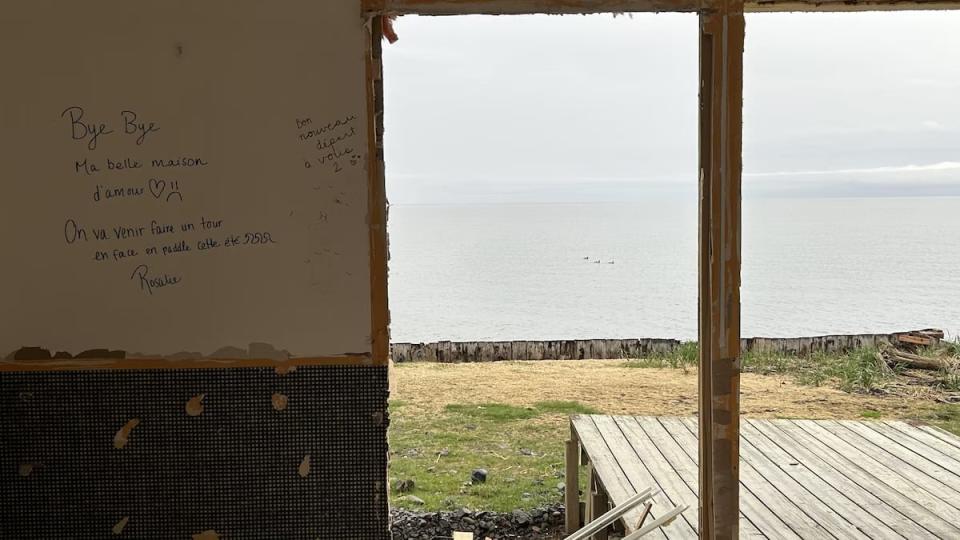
{"left": 387, "top": 198, "right": 960, "bottom": 342}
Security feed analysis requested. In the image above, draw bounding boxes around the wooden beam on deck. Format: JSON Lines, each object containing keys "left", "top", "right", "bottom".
{"left": 698, "top": 1, "right": 743, "bottom": 539}
{"left": 565, "top": 426, "right": 582, "bottom": 534}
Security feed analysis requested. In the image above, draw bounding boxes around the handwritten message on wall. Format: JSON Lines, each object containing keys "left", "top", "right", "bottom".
{"left": 60, "top": 106, "right": 286, "bottom": 295}
{"left": 0, "top": 1, "right": 373, "bottom": 358}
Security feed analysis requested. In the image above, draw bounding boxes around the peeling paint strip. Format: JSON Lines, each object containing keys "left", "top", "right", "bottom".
{"left": 1, "top": 355, "right": 372, "bottom": 372}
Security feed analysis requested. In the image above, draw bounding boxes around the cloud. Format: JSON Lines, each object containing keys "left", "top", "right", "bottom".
{"left": 744, "top": 161, "right": 960, "bottom": 198}
{"left": 745, "top": 161, "right": 960, "bottom": 180}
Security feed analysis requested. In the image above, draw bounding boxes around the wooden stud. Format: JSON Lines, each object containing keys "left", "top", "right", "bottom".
{"left": 565, "top": 427, "right": 582, "bottom": 534}
{"left": 589, "top": 469, "right": 610, "bottom": 540}
{"left": 366, "top": 16, "right": 391, "bottom": 367}
{"left": 698, "top": 1, "right": 744, "bottom": 539}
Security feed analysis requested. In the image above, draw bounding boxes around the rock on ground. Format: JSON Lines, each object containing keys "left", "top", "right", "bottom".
{"left": 391, "top": 505, "right": 566, "bottom": 540}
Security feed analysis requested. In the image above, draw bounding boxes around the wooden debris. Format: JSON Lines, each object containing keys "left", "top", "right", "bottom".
{"left": 636, "top": 501, "right": 653, "bottom": 529}
{"left": 880, "top": 347, "right": 956, "bottom": 371}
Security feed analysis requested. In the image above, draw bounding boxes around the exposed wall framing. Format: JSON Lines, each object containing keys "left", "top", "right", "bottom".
{"left": 367, "top": 16, "right": 392, "bottom": 367}
{"left": 365, "top": 0, "right": 957, "bottom": 537}
{"left": 698, "top": 1, "right": 744, "bottom": 538}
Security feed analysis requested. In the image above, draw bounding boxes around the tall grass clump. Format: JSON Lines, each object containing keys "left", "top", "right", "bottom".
{"left": 831, "top": 348, "right": 888, "bottom": 392}
{"left": 623, "top": 341, "right": 699, "bottom": 369}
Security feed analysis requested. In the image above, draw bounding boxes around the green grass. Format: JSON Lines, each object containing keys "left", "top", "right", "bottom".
{"left": 533, "top": 400, "right": 599, "bottom": 415}
{"left": 921, "top": 404, "right": 960, "bottom": 437}
{"left": 941, "top": 370, "right": 960, "bottom": 392}
{"left": 626, "top": 345, "right": 897, "bottom": 393}
{"left": 444, "top": 403, "right": 539, "bottom": 422}
{"left": 860, "top": 409, "right": 882, "bottom": 419}
{"left": 623, "top": 341, "right": 699, "bottom": 370}
{"left": 390, "top": 400, "right": 598, "bottom": 511}
{"left": 442, "top": 400, "right": 599, "bottom": 423}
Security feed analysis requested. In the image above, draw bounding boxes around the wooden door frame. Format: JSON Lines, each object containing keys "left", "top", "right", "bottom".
{"left": 363, "top": 1, "right": 960, "bottom": 537}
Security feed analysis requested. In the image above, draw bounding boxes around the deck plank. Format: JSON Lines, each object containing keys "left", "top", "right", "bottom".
{"left": 747, "top": 419, "right": 936, "bottom": 539}
{"left": 881, "top": 421, "right": 960, "bottom": 463}
{"left": 917, "top": 425, "right": 960, "bottom": 451}
{"left": 589, "top": 414, "right": 695, "bottom": 538}
{"left": 572, "top": 415, "right": 671, "bottom": 539}
{"left": 828, "top": 420, "right": 960, "bottom": 498}
{"left": 614, "top": 417, "right": 701, "bottom": 531}
{"left": 601, "top": 416, "right": 699, "bottom": 535}
{"left": 712, "top": 420, "right": 868, "bottom": 539}
{"left": 644, "top": 417, "right": 788, "bottom": 539}
{"left": 660, "top": 417, "right": 834, "bottom": 538}
{"left": 794, "top": 420, "right": 960, "bottom": 524}
{"left": 865, "top": 421, "right": 960, "bottom": 479}
{"left": 574, "top": 416, "right": 960, "bottom": 539}
{"left": 774, "top": 419, "right": 960, "bottom": 539}
{"left": 744, "top": 422, "right": 898, "bottom": 538}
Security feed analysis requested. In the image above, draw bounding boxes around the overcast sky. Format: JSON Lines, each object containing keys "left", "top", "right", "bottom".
{"left": 383, "top": 12, "right": 960, "bottom": 204}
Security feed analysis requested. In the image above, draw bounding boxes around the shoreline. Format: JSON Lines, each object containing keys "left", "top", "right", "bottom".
{"left": 391, "top": 328, "right": 944, "bottom": 362}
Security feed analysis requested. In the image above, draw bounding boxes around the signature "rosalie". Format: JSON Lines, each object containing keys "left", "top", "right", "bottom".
{"left": 130, "top": 264, "right": 181, "bottom": 295}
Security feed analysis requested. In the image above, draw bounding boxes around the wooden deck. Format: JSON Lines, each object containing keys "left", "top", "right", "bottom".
{"left": 569, "top": 415, "right": 960, "bottom": 539}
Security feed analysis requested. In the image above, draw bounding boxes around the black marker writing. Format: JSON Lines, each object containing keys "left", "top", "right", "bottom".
{"left": 131, "top": 264, "right": 181, "bottom": 295}
{"left": 121, "top": 110, "right": 160, "bottom": 145}
{"left": 62, "top": 106, "right": 113, "bottom": 150}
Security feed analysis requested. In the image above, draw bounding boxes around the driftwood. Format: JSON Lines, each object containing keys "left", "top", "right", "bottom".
{"left": 880, "top": 347, "right": 957, "bottom": 371}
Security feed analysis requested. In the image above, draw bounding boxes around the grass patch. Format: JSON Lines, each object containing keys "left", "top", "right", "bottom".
{"left": 392, "top": 407, "right": 581, "bottom": 511}
{"left": 533, "top": 400, "right": 599, "bottom": 415}
{"left": 625, "top": 346, "right": 902, "bottom": 393}
{"left": 392, "top": 400, "right": 601, "bottom": 510}
{"left": 444, "top": 400, "right": 600, "bottom": 422}
{"left": 940, "top": 369, "right": 960, "bottom": 392}
{"left": 831, "top": 348, "right": 888, "bottom": 392}
{"left": 444, "top": 403, "right": 538, "bottom": 422}
{"left": 860, "top": 409, "right": 882, "bottom": 419}
{"left": 624, "top": 341, "right": 699, "bottom": 370}
{"left": 739, "top": 348, "right": 892, "bottom": 393}
{"left": 673, "top": 341, "right": 699, "bottom": 365}
{"left": 920, "top": 404, "right": 960, "bottom": 437}
{"left": 623, "top": 358, "right": 674, "bottom": 369}
{"left": 389, "top": 399, "right": 409, "bottom": 411}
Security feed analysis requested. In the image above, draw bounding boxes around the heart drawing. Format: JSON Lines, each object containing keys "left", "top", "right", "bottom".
{"left": 149, "top": 178, "right": 166, "bottom": 198}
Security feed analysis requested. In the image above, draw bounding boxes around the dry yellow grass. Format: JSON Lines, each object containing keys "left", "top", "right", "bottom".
{"left": 393, "top": 359, "right": 939, "bottom": 422}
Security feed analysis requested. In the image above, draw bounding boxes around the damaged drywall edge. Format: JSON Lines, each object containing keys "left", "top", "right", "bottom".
{"left": 0, "top": 354, "right": 375, "bottom": 372}
{"left": 1, "top": 341, "right": 374, "bottom": 370}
